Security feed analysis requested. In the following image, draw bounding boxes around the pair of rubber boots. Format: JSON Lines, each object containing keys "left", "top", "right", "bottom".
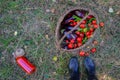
{"left": 69, "top": 57, "right": 98, "bottom": 80}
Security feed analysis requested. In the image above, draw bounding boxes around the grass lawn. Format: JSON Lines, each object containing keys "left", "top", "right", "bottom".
{"left": 0, "top": 0, "right": 120, "bottom": 80}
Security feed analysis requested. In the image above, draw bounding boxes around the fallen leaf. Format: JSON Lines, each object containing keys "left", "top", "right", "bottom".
{"left": 72, "top": 0, "right": 77, "bottom": 3}
{"left": 51, "top": 8, "right": 55, "bottom": 13}
{"left": 45, "top": 35, "right": 49, "bottom": 40}
{"left": 116, "top": 10, "right": 120, "bottom": 15}
{"left": 52, "top": 0, "right": 56, "bottom": 2}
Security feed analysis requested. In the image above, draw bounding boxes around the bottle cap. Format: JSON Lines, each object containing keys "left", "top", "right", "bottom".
{"left": 12, "top": 48, "right": 25, "bottom": 58}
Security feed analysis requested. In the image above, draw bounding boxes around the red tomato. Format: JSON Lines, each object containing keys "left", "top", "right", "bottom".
{"left": 87, "top": 35, "right": 91, "bottom": 39}
{"left": 74, "top": 43, "right": 78, "bottom": 48}
{"left": 89, "top": 27, "right": 94, "bottom": 32}
{"left": 99, "top": 22, "right": 104, "bottom": 27}
{"left": 92, "top": 20, "right": 97, "bottom": 24}
{"left": 90, "top": 48, "right": 97, "bottom": 53}
{"left": 80, "top": 24, "right": 85, "bottom": 28}
{"left": 66, "top": 40, "right": 69, "bottom": 43}
{"left": 88, "top": 23, "right": 92, "bottom": 27}
{"left": 87, "top": 15, "right": 94, "bottom": 19}
{"left": 69, "top": 20, "right": 77, "bottom": 26}
{"left": 68, "top": 43, "right": 73, "bottom": 49}
{"left": 75, "top": 31, "right": 80, "bottom": 35}
{"left": 79, "top": 32, "right": 84, "bottom": 38}
{"left": 78, "top": 42, "right": 82, "bottom": 47}
{"left": 81, "top": 20, "right": 86, "bottom": 24}
{"left": 86, "top": 31, "right": 91, "bottom": 36}
{"left": 70, "top": 39, "right": 75, "bottom": 44}
{"left": 85, "top": 52, "right": 89, "bottom": 56}
{"left": 77, "top": 37, "right": 82, "bottom": 42}
{"left": 93, "top": 24, "right": 98, "bottom": 29}
{"left": 93, "top": 40, "right": 98, "bottom": 45}
{"left": 79, "top": 51, "right": 85, "bottom": 57}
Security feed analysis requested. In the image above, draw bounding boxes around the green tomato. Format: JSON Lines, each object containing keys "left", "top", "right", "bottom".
{"left": 83, "top": 28, "right": 88, "bottom": 33}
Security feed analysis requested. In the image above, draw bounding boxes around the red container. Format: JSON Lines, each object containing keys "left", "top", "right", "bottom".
{"left": 16, "top": 56, "right": 36, "bottom": 74}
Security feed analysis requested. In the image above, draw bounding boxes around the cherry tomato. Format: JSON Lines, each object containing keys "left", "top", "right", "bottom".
{"left": 88, "top": 23, "right": 92, "bottom": 27}
{"left": 75, "top": 31, "right": 80, "bottom": 35}
{"left": 74, "top": 43, "right": 78, "bottom": 48}
{"left": 78, "top": 42, "right": 82, "bottom": 47}
{"left": 85, "top": 52, "right": 89, "bottom": 56}
{"left": 81, "top": 20, "right": 86, "bottom": 24}
{"left": 99, "top": 22, "right": 104, "bottom": 27}
{"left": 79, "top": 51, "right": 85, "bottom": 57}
{"left": 80, "top": 24, "right": 85, "bottom": 28}
{"left": 90, "top": 48, "right": 96, "bottom": 53}
{"left": 79, "top": 32, "right": 84, "bottom": 38}
{"left": 70, "top": 39, "right": 75, "bottom": 44}
{"left": 68, "top": 43, "right": 73, "bottom": 49}
{"left": 92, "top": 20, "right": 97, "bottom": 24}
{"left": 66, "top": 40, "right": 69, "bottom": 43}
{"left": 77, "top": 37, "right": 82, "bottom": 42}
{"left": 86, "top": 31, "right": 91, "bottom": 36}
{"left": 93, "top": 40, "right": 98, "bottom": 45}
{"left": 89, "top": 27, "right": 94, "bottom": 32}
{"left": 93, "top": 24, "right": 98, "bottom": 29}
{"left": 69, "top": 20, "right": 77, "bottom": 26}
{"left": 87, "top": 35, "right": 91, "bottom": 39}
{"left": 87, "top": 15, "right": 94, "bottom": 19}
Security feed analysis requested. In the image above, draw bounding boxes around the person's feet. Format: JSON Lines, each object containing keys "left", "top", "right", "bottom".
{"left": 68, "top": 57, "right": 80, "bottom": 80}
{"left": 84, "top": 57, "right": 98, "bottom": 80}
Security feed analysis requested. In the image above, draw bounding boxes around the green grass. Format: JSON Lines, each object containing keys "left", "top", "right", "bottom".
{"left": 0, "top": 0, "right": 120, "bottom": 80}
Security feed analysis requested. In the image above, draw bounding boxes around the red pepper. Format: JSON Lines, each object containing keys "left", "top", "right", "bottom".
{"left": 16, "top": 56, "right": 36, "bottom": 74}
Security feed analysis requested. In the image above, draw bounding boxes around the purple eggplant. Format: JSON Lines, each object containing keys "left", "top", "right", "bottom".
{"left": 75, "top": 11, "right": 84, "bottom": 18}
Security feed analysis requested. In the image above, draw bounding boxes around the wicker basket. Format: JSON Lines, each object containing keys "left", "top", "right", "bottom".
{"left": 55, "top": 7, "right": 100, "bottom": 55}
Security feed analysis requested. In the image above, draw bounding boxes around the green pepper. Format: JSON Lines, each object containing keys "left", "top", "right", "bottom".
{"left": 73, "top": 15, "right": 82, "bottom": 22}
{"left": 82, "top": 37, "right": 88, "bottom": 44}
{"left": 78, "top": 28, "right": 83, "bottom": 32}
